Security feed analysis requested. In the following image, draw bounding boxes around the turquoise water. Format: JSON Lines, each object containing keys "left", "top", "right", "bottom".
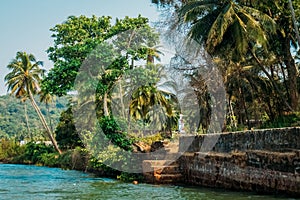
{"left": 0, "top": 164, "right": 297, "bottom": 200}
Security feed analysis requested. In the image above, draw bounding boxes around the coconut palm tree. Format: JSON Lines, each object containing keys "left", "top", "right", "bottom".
{"left": 39, "top": 90, "right": 56, "bottom": 132}
{"left": 129, "top": 85, "right": 173, "bottom": 128}
{"left": 176, "top": 0, "right": 276, "bottom": 61}
{"left": 146, "top": 45, "right": 164, "bottom": 64}
{"left": 248, "top": 0, "right": 299, "bottom": 111}
{"left": 21, "top": 97, "right": 32, "bottom": 140}
{"left": 5, "top": 51, "right": 62, "bottom": 154}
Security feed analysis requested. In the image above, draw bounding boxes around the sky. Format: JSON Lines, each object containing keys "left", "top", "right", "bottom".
{"left": 0, "top": 0, "right": 160, "bottom": 95}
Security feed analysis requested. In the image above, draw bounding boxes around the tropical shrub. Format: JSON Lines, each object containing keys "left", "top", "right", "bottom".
{"left": 21, "top": 142, "right": 55, "bottom": 163}
{"left": 99, "top": 116, "right": 133, "bottom": 151}
{"left": 0, "top": 139, "right": 25, "bottom": 161}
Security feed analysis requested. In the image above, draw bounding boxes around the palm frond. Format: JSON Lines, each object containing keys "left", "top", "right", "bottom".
{"left": 206, "top": 2, "right": 236, "bottom": 53}
{"left": 178, "top": 0, "right": 219, "bottom": 21}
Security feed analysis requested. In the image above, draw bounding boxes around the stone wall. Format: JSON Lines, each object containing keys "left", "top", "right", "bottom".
{"left": 179, "top": 127, "right": 300, "bottom": 153}
{"left": 177, "top": 127, "right": 300, "bottom": 196}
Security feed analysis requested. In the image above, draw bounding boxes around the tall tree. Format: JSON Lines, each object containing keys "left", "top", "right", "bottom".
{"left": 175, "top": 0, "right": 276, "bottom": 61}
{"left": 246, "top": 0, "right": 300, "bottom": 111}
{"left": 39, "top": 90, "right": 55, "bottom": 132}
{"left": 5, "top": 52, "right": 62, "bottom": 154}
{"left": 43, "top": 15, "right": 149, "bottom": 96}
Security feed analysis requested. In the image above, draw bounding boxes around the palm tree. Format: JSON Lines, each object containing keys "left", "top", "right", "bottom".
{"left": 129, "top": 85, "right": 173, "bottom": 130}
{"left": 249, "top": 0, "right": 299, "bottom": 111}
{"left": 5, "top": 51, "right": 62, "bottom": 154}
{"left": 39, "top": 90, "right": 55, "bottom": 132}
{"left": 146, "top": 45, "right": 164, "bottom": 64}
{"left": 176, "top": 0, "right": 276, "bottom": 61}
{"left": 21, "top": 97, "right": 32, "bottom": 140}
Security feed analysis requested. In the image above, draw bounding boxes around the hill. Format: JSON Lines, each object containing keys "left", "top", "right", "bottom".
{"left": 0, "top": 94, "right": 68, "bottom": 140}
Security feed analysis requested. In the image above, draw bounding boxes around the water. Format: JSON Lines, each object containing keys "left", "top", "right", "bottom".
{"left": 0, "top": 164, "right": 297, "bottom": 200}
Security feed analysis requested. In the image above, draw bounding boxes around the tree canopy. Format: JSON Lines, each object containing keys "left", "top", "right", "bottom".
{"left": 152, "top": 0, "right": 300, "bottom": 129}
{"left": 43, "top": 15, "right": 151, "bottom": 96}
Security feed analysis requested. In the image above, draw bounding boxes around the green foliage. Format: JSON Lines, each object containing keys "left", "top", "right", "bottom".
{"left": 0, "top": 94, "right": 67, "bottom": 139}
{"left": 88, "top": 156, "right": 118, "bottom": 176}
{"left": 117, "top": 172, "right": 144, "bottom": 182}
{"left": 2, "top": 141, "right": 88, "bottom": 170}
{"left": 99, "top": 116, "right": 133, "bottom": 151}
{"left": 261, "top": 112, "right": 300, "bottom": 128}
{"left": 55, "top": 106, "right": 83, "bottom": 150}
{"left": 29, "top": 147, "right": 87, "bottom": 170}
{"left": 176, "top": 0, "right": 276, "bottom": 61}
{"left": 164, "top": 0, "right": 300, "bottom": 129}
{"left": 5, "top": 52, "right": 45, "bottom": 98}
{"left": 39, "top": 152, "right": 60, "bottom": 167}
{"left": 0, "top": 139, "right": 25, "bottom": 161}
{"left": 21, "top": 142, "right": 55, "bottom": 163}
{"left": 43, "top": 15, "right": 149, "bottom": 96}
{"left": 130, "top": 132, "right": 163, "bottom": 145}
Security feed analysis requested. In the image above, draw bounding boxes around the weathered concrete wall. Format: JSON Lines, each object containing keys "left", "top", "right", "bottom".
{"left": 178, "top": 127, "right": 300, "bottom": 196}
{"left": 179, "top": 127, "right": 300, "bottom": 153}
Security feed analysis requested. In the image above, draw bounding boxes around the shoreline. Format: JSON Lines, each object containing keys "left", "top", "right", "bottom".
{"left": 0, "top": 162, "right": 298, "bottom": 199}
{"left": 1, "top": 158, "right": 299, "bottom": 198}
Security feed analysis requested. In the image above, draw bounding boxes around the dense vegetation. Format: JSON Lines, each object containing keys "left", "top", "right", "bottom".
{"left": 152, "top": 0, "right": 300, "bottom": 131}
{"left": 0, "top": 94, "right": 67, "bottom": 140}
{"left": 1, "top": 0, "right": 300, "bottom": 182}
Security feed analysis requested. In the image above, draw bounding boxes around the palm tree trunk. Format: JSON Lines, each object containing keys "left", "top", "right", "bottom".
{"left": 288, "top": 0, "right": 300, "bottom": 110}
{"left": 28, "top": 91, "right": 62, "bottom": 154}
{"left": 23, "top": 103, "right": 32, "bottom": 140}
{"left": 250, "top": 50, "right": 293, "bottom": 111}
{"left": 283, "top": 36, "right": 298, "bottom": 111}
{"left": 46, "top": 105, "right": 54, "bottom": 132}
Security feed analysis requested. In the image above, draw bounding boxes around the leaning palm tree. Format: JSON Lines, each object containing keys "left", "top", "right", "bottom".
{"left": 20, "top": 96, "right": 32, "bottom": 140}
{"left": 5, "top": 51, "right": 62, "bottom": 154}
{"left": 39, "top": 90, "right": 56, "bottom": 132}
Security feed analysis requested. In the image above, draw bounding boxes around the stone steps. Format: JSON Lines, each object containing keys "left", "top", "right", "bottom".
{"left": 153, "top": 174, "right": 183, "bottom": 184}
{"left": 152, "top": 165, "right": 181, "bottom": 174}
{"left": 143, "top": 161, "right": 183, "bottom": 184}
{"left": 142, "top": 141, "right": 183, "bottom": 184}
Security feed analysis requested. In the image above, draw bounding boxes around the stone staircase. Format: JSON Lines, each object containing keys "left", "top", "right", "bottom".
{"left": 142, "top": 140, "right": 183, "bottom": 184}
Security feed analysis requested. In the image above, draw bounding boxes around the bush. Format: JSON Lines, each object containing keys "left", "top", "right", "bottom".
{"left": 21, "top": 142, "right": 55, "bottom": 163}
{"left": 117, "top": 172, "right": 144, "bottom": 182}
{"left": 39, "top": 152, "right": 60, "bottom": 167}
{"left": 99, "top": 116, "right": 133, "bottom": 151}
{"left": 55, "top": 107, "right": 83, "bottom": 150}
{"left": 137, "top": 132, "right": 163, "bottom": 145}
{"left": 0, "top": 139, "right": 25, "bottom": 162}
{"left": 261, "top": 112, "right": 300, "bottom": 129}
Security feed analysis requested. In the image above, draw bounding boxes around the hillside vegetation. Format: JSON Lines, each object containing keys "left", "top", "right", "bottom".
{"left": 0, "top": 94, "right": 68, "bottom": 140}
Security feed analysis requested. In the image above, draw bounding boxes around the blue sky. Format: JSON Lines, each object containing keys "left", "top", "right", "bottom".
{"left": 0, "top": 0, "right": 160, "bottom": 95}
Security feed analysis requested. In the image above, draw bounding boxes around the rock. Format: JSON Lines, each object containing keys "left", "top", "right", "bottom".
{"left": 151, "top": 141, "right": 164, "bottom": 152}
{"left": 133, "top": 141, "right": 151, "bottom": 153}
{"left": 132, "top": 180, "right": 138, "bottom": 184}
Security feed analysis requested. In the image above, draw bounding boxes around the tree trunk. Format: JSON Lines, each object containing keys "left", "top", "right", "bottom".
{"left": 23, "top": 103, "right": 32, "bottom": 140}
{"left": 119, "top": 82, "right": 126, "bottom": 119}
{"left": 103, "top": 92, "right": 109, "bottom": 116}
{"left": 46, "top": 105, "right": 54, "bottom": 132}
{"left": 250, "top": 50, "right": 293, "bottom": 111}
{"left": 284, "top": 36, "right": 298, "bottom": 111}
{"left": 28, "top": 91, "right": 62, "bottom": 154}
